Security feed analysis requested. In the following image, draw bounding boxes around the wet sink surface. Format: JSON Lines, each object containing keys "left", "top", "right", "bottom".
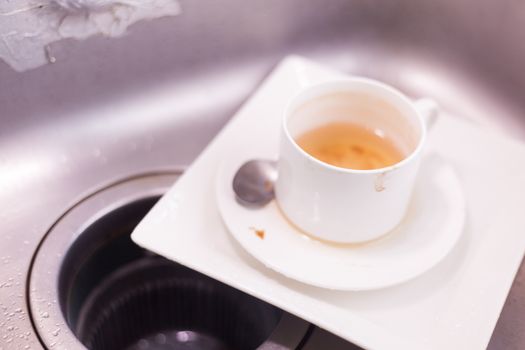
{"left": 1, "top": 1, "right": 524, "bottom": 349}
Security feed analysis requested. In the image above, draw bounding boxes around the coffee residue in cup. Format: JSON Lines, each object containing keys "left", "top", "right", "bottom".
{"left": 296, "top": 122, "right": 404, "bottom": 170}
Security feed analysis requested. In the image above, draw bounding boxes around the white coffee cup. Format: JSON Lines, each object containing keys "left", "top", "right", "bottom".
{"left": 274, "top": 78, "right": 437, "bottom": 243}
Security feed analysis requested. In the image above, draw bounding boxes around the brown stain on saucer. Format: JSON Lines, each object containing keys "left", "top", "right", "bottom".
{"left": 249, "top": 227, "right": 265, "bottom": 240}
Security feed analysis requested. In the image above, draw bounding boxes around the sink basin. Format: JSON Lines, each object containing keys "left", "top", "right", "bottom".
{"left": 0, "top": 1, "right": 524, "bottom": 349}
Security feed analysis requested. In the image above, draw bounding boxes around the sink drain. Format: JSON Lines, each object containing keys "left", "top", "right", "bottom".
{"left": 29, "top": 172, "right": 309, "bottom": 350}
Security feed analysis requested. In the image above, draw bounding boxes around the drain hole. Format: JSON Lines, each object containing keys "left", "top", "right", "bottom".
{"left": 58, "top": 197, "right": 283, "bottom": 350}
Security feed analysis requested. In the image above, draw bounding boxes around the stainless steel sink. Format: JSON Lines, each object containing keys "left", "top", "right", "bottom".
{"left": 1, "top": 0, "right": 524, "bottom": 349}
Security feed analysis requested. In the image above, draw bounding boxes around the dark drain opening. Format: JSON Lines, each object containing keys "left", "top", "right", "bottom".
{"left": 57, "top": 196, "right": 287, "bottom": 350}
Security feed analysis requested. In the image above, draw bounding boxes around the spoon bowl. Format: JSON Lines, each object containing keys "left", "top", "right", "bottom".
{"left": 232, "top": 159, "right": 277, "bottom": 208}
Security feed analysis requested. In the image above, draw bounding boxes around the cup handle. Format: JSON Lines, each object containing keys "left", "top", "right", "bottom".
{"left": 414, "top": 98, "right": 439, "bottom": 129}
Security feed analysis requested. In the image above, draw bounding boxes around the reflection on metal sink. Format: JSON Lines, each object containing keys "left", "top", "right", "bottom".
{"left": 0, "top": 1, "right": 524, "bottom": 349}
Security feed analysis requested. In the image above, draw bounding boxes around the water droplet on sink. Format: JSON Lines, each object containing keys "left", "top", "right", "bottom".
{"left": 41, "top": 312, "right": 49, "bottom": 318}
{"left": 51, "top": 328, "right": 60, "bottom": 336}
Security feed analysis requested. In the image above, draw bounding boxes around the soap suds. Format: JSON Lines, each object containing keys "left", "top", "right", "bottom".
{"left": 0, "top": 0, "right": 180, "bottom": 71}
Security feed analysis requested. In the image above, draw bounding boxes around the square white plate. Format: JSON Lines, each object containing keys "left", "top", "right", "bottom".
{"left": 132, "top": 56, "right": 525, "bottom": 350}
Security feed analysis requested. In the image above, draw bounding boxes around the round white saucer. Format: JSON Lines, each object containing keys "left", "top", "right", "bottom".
{"left": 216, "top": 154, "right": 466, "bottom": 291}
